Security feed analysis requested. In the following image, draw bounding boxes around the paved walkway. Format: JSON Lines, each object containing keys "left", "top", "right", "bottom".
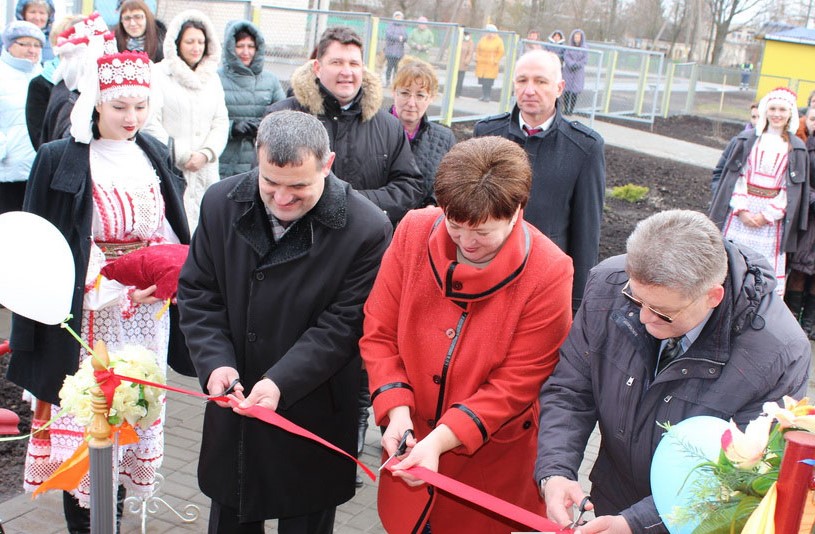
{"left": 0, "top": 121, "right": 741, "bottom": 532}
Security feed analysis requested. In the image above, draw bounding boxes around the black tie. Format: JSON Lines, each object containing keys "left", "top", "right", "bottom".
{"left": 657, "top": 337, "right": 683, "bottom": 374}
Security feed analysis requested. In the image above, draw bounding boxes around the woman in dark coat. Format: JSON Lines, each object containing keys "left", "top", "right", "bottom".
{"left": 217, "top": 20, "right": 285, "bottom": 179}
{"left": 562, "top": 29, "right": 587, "bottom": 115}
{"left": 389, "top": 57, "right": 455, "bottom": 206}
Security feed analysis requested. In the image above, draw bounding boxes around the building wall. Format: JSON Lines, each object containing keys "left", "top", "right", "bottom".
{"left": 759, "top": 39, "right": 815, "bottom": 106}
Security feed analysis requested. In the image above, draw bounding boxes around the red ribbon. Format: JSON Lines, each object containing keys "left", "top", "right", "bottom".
{"left": 93, "top": 368, "right": 122, "bottom": 408}
{"left": 398, "top": 466, "right": 570, "bottom": 533}
{"left": 106, "top": 370, "right": 567, "bottom": 532}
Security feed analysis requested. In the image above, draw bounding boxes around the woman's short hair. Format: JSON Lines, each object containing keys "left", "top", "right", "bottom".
{"left": 626, "top": 210, "right": 727, "bottom": 297}
{"left": 116, "top": 0, "right": 160, "bottom": 60}
{"left": 435, "top": 137, "right": 531, "bottom": 225}
{"left": 393, "top": 56, "right": 438, "bottom": 96}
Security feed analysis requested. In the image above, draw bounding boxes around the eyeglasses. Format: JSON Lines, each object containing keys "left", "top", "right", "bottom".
{"left": 396, "top": 90, "right": 430, "bottom": 103}
{"left": 620, "top": 280, "right": 697, "bottom": 324}
{"left": 122, "top": 13, "right": 146, "bottom": 23}
{"left": 13, "top": 40, "right": 42, "bottom": 49}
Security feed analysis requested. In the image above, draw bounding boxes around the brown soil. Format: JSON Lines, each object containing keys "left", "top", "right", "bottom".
{"left": 0, "top": 115, "right": 715, "bottom": 505}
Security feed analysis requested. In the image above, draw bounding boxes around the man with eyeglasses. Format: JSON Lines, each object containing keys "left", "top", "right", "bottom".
{"left": 1, "top": 20, "right": 44, "bottom": 214}
{"left": 535, "top": 210, "right": 809, "bottom": 534}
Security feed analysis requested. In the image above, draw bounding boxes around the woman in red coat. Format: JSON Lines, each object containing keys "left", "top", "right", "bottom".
{"left": 360, "top": 136, "right": 574, "bottom": 533}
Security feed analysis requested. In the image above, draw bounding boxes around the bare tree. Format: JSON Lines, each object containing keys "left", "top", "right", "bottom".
{"left": 707, "top": 0, "right": 766, "bottom": 64}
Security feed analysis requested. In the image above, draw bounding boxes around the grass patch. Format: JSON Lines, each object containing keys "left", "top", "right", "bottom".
{"left": 609, "top": 184, "right": 649, "bottom": 203}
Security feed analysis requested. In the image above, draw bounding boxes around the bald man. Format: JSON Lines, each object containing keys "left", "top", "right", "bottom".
{"left": 474, "top": 50, "right": 605, "bottom": 312}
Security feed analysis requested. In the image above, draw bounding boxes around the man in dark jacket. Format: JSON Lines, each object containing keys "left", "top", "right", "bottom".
{"left": 474, "top": 50, "right": 604, "bottom": 312}
{"left": 267, "top": 26, "right": 422, "bottom": 226}
{"left": 535, "top": 210, "right": 810, "bottom": 534}
{"left": 177, "top": 110, "right": 392, "bottom": 533}
{"left": 267, "top": 26, "right": 422, "bottom": 477}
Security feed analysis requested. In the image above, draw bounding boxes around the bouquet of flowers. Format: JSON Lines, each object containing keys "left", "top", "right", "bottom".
{"left": 58, "top": 344, "right": 165, "bottom": 429}
{"left": 665, "top": 397, "right": 815, "bottom": 533}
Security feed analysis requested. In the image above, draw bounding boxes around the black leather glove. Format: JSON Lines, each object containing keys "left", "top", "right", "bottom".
{"left": 231, "top": 119, "right": 257, "bottom": 138}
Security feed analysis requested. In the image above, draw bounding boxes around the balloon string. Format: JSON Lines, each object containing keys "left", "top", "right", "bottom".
{"left": 59, "top": 316, "right": 107, "bottom": 370}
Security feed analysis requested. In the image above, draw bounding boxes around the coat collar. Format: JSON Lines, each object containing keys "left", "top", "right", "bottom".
{"left": 228, "top": 170, "right": 348, "bottom": 260}
{"left": 289, "top": 59, "right": 382, "bottom": 122}
{"left": 508, "top": 103, "right": 563, "bottom": 140}
{"left": 427, "top": 211, "right": 530, "bottom": 302}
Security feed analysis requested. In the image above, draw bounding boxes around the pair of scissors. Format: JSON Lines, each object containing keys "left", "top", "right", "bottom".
{"left": 378, "top": 429, "right": 415, "bottom": 471}
{"left": 568, "top": 496, "right": 592, "bottom": 529}
{"left": 208, "top": 378, "right": 240, "bottom": 401}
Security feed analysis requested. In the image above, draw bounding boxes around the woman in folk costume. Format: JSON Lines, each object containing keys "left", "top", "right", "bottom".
{"left": 7, "top": 50, "right": 190, "bottom": 533}
{"left": 709, "top": 87, "right": 809, "bottom": 295}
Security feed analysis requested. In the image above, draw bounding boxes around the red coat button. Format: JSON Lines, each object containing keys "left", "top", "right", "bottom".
{"left": 452, "top": 281, "right": 463, "bottom": 290}
{"left": 445, "top": 328, "right": 455, "bottom": 338}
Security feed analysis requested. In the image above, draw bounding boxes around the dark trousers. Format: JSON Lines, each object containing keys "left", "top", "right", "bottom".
{"left": 208, "top": 501, "right": 336, "bottom": 534}
{"left": 563, "top": 91, "right": 579, "bottom": 114}
{"left": 0, "top": 181, "right": 27, "bottom": 215}
{"left": 455, "top": 71, "right": 466, "bottom": 96}
{"left": 63, "top": 486, "right": 126, "bottom": 534}
{"left": 479, "top": 78, "right": 495, "bottom": 100}
{"left": 385, "top": 56, "right": 401, "bottom": 84}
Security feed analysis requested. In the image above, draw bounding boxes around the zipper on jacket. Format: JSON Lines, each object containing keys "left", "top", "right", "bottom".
{"left": 432, "top": 312, "right": 468, "bottom": 425}
{"left": 615, "top": 376, "right": 635, "bottom": 438}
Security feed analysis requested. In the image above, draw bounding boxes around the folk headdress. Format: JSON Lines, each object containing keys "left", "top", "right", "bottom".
{"left": 756, "top": 86, "right": 799, "bottom": 136}
{"left": 69, "top": 51, "right": 152, "bottom": 143}
{"left": 53, "top": 12, "right": 115, "bottom": 91}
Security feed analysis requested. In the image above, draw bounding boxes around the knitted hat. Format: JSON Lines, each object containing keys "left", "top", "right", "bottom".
{"left": 392, "top": 11, "right": 403, "bottom": 19}
{"left": 2, "top": 20, "right": 46, "bottom": 49}
{"left": 485, "top": 23, "right": 498, "bottom": 32}
{"left": 756, "top": 87, "right": 799, "bottom": 136}
{"left": 70, "top": 51, "right": 152, "bottom": 143}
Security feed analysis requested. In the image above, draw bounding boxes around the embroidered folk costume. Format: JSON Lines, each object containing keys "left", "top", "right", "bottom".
{"left": 23, "top": 51, "right": 179, "bottom": 506}
{"left": 723, "top": 88, "right": 800, "bottom": 294}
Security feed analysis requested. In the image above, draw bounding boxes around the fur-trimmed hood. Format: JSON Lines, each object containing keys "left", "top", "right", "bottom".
{"left": 222, "top": 19, "right": 266, "bottom": 77}
{"left": 161, "top": 9, "right": 221, "bottom": 89}
{"left": 289, "top": 59, "right": 382, "bottom": 122}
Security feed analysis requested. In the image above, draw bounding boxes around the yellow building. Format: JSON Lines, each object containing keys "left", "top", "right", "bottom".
{"left": 760, "top": 28, "right": 815, "bottom": 106}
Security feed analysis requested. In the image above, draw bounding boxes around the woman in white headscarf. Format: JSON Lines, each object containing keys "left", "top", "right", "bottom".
{"left": 152, "top": 9, "right": 228, "bottom": 231}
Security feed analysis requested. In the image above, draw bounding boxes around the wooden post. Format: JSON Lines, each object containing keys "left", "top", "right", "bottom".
{"left": 89, "top": 341, "right": 114, "bottom": 534}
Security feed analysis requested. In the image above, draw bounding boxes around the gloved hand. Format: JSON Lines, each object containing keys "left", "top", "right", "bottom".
{"left": 232, "top": 119, "right": 260, "bottom": 138}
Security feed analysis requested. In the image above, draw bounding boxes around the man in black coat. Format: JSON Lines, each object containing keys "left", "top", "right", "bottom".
{"left": 177, "top": 110, "right": 392, "bottom": 533}
{"left": 268, "top": 26, "right": 422, "bottom": 472}
{"left": 474, "top": 50, "right": 605, "bottom": 312}
{"left": 267, "top": 26, "right": 422, "bottom": 226}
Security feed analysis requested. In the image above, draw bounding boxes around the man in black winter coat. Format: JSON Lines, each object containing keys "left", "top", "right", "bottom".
{"left": 535, "top": 210, "right": 810, "bottom": 534}
{"left": 474, "top": 50, "right": 605, "bottom": 312}
{"left": 177, "top": 110, "right": 392, "bottom": 533}
{"left": 267, "top": 26, "right": 422, "bottom": 226}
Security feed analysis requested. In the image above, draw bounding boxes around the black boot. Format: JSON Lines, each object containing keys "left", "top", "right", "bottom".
{"left": 785, "top": 290, "right": 805, "bottom": 321}
{"left": 801, "top": 294, "right": 815, "bottom": 338}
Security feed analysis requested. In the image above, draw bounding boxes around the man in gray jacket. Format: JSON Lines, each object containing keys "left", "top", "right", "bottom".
{"left": 535, "top": 210, "right": 810, "bottom": 534}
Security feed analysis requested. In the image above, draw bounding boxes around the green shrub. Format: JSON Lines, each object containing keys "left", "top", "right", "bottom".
{"left": 609, "top": 184, "right": 649, "bottom": 203}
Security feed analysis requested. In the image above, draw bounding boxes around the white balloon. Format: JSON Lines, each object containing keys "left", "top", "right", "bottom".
{"left": 0, "top": 212, "right": 74, "bottom": 325}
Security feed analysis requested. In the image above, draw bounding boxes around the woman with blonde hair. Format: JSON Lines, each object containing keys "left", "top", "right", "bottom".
{"left": 390, "top": 57, "right": 455, "bottom": 206}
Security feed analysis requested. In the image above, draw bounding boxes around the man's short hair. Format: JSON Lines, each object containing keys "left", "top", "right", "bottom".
{"left": 316, "top": 26, "right": 363, "bottom": 59}
{"left": 515, "top": 50, "right": 563, "bottom": 83}
{"left": 626, "top": 210, "right": 728, "bottom": 297}
{"left": 256, "top": 110, "right": 331, "bottom": 167}
{"left": 435, "top": 137, "right": 531, "bottom": 225}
